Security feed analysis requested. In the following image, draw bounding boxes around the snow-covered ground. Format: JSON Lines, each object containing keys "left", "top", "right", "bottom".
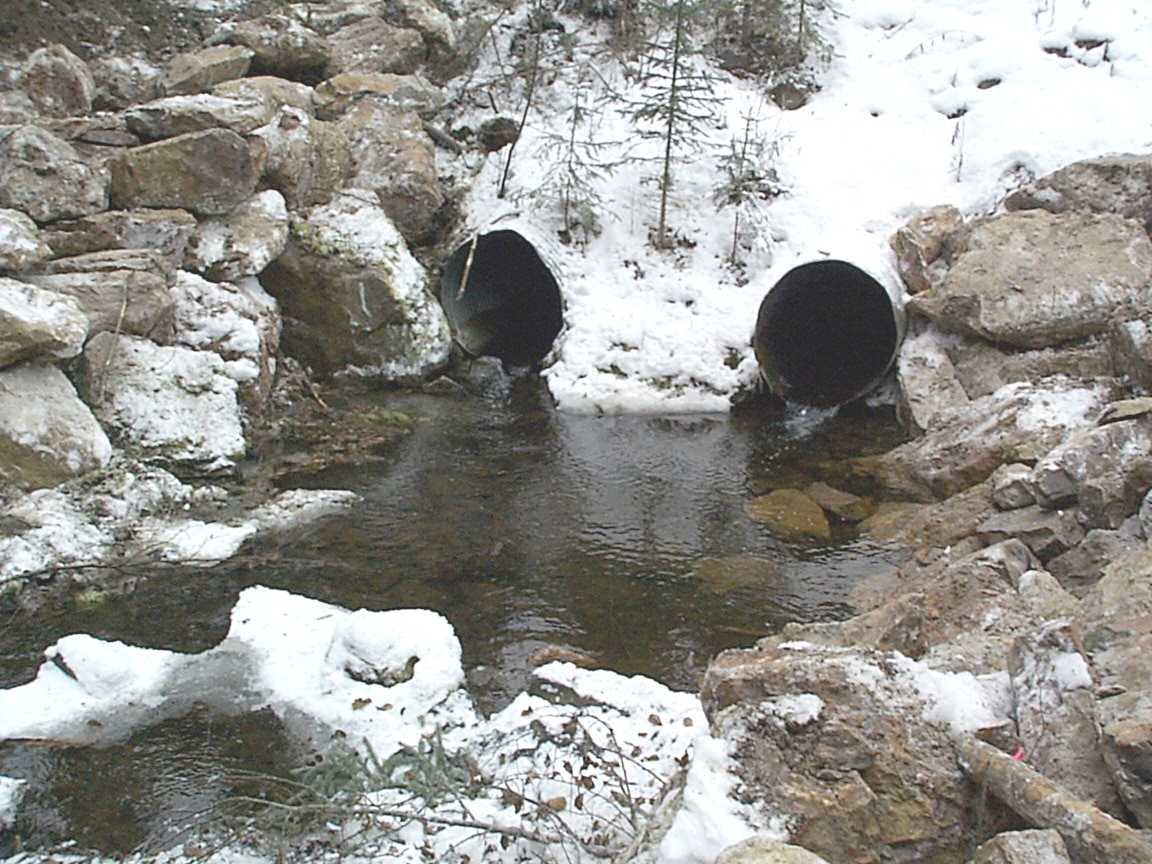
{"left": 458, "top": 0, "right": 1152, "bottom": 412}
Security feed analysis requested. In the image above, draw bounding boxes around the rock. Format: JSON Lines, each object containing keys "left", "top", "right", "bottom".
{"left": 896, "top": 326, "right": 970, "bottom": 434}
{"left": 990, "top": 463, "right": 1036, "bottom": 511}
{"left": 89, "top": 55, "right": 161, "bottom": 111}
{"left": 259, "top": 192, "right": 450, "bottom": 379}
{"left": 803, "top": 481, "right": 875, "bottom": 523}
{"left": 312, "top": 71, "right": 443, "bottom": 120}
{"left": 1110, "top": 318, "right": 1152, "bottom": 393}
{"left": 0, "top": 90, "right": 36, "bottom": 124}
{"left": 1100, "top": 720, "right": 1152, "bottom": 832}
{"left": 171, "top": 272, "right": 280, "bottom": 411}
{"left": 0, "top": 208, "right": 51, "bottom": 272}
{"left": 715, "top": 837, "right": 831, "bottom": 864}
{"left": 108, "top": 128, "right": 264, "bottom": 216}
{"left": 225, "top": 14, "right": 330, "bottom": 81}
{"left": 889, "top": 204, "right": 963, "bottom": 295}
{"left": 1004, "top": 152, "right": 1152, "bottom": 233}
{"left": 250, "top": 106, "right": 351, "bottom": 208}
{"left": 23, "top": 266, "right": 174, "bottom": 343}
{"left": 1009, "top": 620, "right": 1123, "bottom": 816}
{"left": 744, "top": 489, "right": 831, "bottom": 542}
{"left": 0, "top": 278, "right": 88, "bottom": 367}
{"left": 947, "top": 337, "right": 1116, "bottom": 401}
{"left": 161, "top": 45, "right": 254, "bottom": 96}
{"left": 0, "top": 776, "right": 24, "bottom": 832}
{"left": 184, "top": 190, "right": 289, "bottom": 281}
{"left": 285, "top": 2, "right": 377, "bottom": 35}
{"left": 79, "top": 332, "right": 246, "bottom": 476}
{"left": 0, "top": 362, "right": 112, "bottom": 490}
{"left": 476, "top": 116, "right": 520, "bottom": 152}
{"left": 122, "top": 93, "right": 274, "bottom": 141}
{"left": 1030, "top": 414, "right": 1152, "bottom": 519}
{"left": 17, "top": 44, "right": 95, "bottom": 118}
{"left": 213, "top": 76, "right": 316, "bottom": 115}
{"left": 325, "top": 17, "right": 426, "bottom": 77}
{"left": 40, "top": 208, "right": 197, "bottom": 274}
{"left": 907, "top": 211, "right": 1152, "bottom": 349}
{"left": 767, "top": 81, "right": 810, "bottom": 110}
{"left": 1142, "top": 489, "right": 1152, "bottom": 539}
{"left": 860, "top": 481, "right": 995, "bottom": 551}
{"left": 977, "top": 506, "right": 1085, "bottom": 562}
{"left": 701, "top": 641, "right": 989, "bottom": 864}
{"left": 390, "top": 0, "right": 455, "bottom": 50}
{"left": 37, "top": 247, "right": 173, "bottom": 282}
{"left": 693, "top": 554, "right": 782, "bottom": 595}
{"left": 971, "top": 830, "right": 1072, "bottom": 864}
{"left": 852, "top": 378, "right": 1114, "bottom": 501}
{"left": 1046, "top": 528, "right": 1143, "bottom": 597}
{"left": 339, "top": 101, "right": 444, "bottom": 245}
{"left": 0, "top": 126, "right": 109, "bottom": 223}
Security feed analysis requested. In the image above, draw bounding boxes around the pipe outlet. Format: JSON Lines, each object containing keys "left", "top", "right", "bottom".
{"left": 438, "top": 230, "right": 563, "bottom": 368}
{"left": 753, "top": 259, "right": 905, "bottom": 407}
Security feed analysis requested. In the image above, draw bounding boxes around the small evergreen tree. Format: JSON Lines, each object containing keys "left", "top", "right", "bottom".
{"left": 713, "top": 107, "right": 785, "bottom": 266}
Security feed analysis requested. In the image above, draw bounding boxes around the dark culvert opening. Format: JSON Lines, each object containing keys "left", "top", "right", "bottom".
{"left": 753, "top": 260, "right": 901, "bottom": 408}
{"left": 438, "top": 230, "right": 564, "bottom": 368}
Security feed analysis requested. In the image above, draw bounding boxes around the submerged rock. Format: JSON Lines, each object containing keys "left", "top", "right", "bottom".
{"left": 0, "top": 362, "right": 111, "bottom": 491}
{"left": 744, "top": 488, "right": 831, "bottom": 542}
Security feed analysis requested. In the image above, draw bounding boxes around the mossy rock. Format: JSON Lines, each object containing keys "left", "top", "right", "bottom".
{"left": 744, "top": 489, "right": 831, "bottom": 542}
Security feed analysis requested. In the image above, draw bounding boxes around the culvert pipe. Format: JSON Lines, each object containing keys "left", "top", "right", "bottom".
{"left": 753, "top": 259, "right": 906, "bottom": 407}
{"left": 438, "top": 229, "right": 564, "bottom": 368}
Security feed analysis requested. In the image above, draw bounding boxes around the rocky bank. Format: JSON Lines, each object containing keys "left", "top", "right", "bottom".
{"left": 0, "top": 1, "right": 1151, "bottom": 863}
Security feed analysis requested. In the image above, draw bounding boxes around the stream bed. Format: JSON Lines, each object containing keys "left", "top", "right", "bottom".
{"left": 0, "top": 375, "right": 909, "bottom": 856}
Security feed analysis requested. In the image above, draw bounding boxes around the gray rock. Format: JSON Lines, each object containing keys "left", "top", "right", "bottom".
{"left": 325, "top": 17, "right": 425, "bottom": 77}
{"left": 947, "top": 337, "right": 1116, "bottom": 400}
{"left": 226, "top": 14, "right": 330, "bottom": 81}
{"left": 476, "top": 116, "right": 520, "bottom": 153}
{"left": 260, "top": 191, "right": 450, "bottom": 379}
{"left": 715, "top": 838, "right": 831, "bottom": 864}
{"left": 89, "top": 55, "right": 161, "bottom": 111}
{"left": 213, "top": 76, "right": 316, "bottom": 115}
{"left": 79, "top": 332, "right": 246, "bottom": 476}
{"left": 390, "top": 0, "right": 455, "bottom": 50}
{"left": 1046, "top": 528, "right": 1142, "bottom": 597}
{"left": 251, "top": 106, "right": 351, "bottom": 208}
{"left": 24, "top": 268, "right": 174, "bottom": 343}
{"left": 184, "top": 190, "right": 289, "bottom": 281}
{"left": 0, "top": 361, "right": 112, "bottom": 491}
{"left": 0, "top": 126, "right": 109, "bottom": 224}
{"left": 991, "top": 463, "right": 1036, "bottom": 511}
{"left": 1142, "top": 489, "right": 1152, "bottom": 539}
{"left": 36, "top": 248, "right": 173, "bottom": 282}
{"left": 108, "top": 128, "right": 264, "bottom": 216}
{"left": 285, "top": 1, "right": 376, "bottom": 35}
{"left": 171, "top": 271, "right": 281, "bottom": 411}
{"left": 40, "top": 208, "right": 197, "bottom": 274}
{"left": 896, "top": 326, "right": 970, "bottom": 434}
{"left": 1101, "top": 720, "right": 1152, "bottom": 832}
{"left": 907, "top": 210, "right": 1152, "bottom": 349}
{"left": 1004, "top": 152, "right": 1152, "bottom": 233}
{"left": 18, "top": 44, "right": 95, "bottom": 118}
{"left": 972, "top": 830, "right": 1072, "bottom": 864}
{"left": 0, "top": 90, "right": 36, "bottom": 124}
{"left": 161, "top": 45, "right": 254, "bottom": 96}
{"left": 312, "top": 71, "right": 442, "bottom": 120}
{"left": 889, "top": 204, "right": 963, "bottom": 295}
{"left": 1110, "top": 318, "right": 1152, "bottom": 393}
{"left": 0, "top": 208, "right": 51, "bottom": 273}
{"left": 0, "top": 278, "right": 88, "bottom": 368}
{"left": 977, "top": 505, "right": 1085, "bottom": 562}
{"left": 123, "top": 93, "right": 274, "bottom": 141}
{"left": 339, "top": 101, "right": 444, "bottom": 245}
{"left": 1030, "top": 415, "right": 1152, "bottom": 514}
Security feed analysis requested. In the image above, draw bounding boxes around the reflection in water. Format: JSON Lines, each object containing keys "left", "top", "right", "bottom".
{"left": 0, "top": 377, "right": 908, "bottom": 853}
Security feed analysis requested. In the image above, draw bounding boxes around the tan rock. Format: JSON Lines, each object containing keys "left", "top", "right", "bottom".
{"left": 889, "top": 204, "right": 963, "bottom": 295}
{"left": 161, "top": 45, "right": 254, "bottom": 96}
{"left": 18, "top": 44, "right": 95, "bottom": 118}
{"left": 744, "top": 489, "right": 831, "bottom": 542}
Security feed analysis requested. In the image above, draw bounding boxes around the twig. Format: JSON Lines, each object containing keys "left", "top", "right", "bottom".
{"left": 455, "top": 233, "right": 480, "bottom": 301}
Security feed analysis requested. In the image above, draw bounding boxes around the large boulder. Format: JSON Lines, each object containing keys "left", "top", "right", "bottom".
{"left": 1004, "top": 153, "right": 1152, "bottom": 233}
{"left": 160, "top": 45, "right": 254, "bottom": 96}
{"left": 895, "top": 326, "right": 970, "bottom": 434}
{"left": 0, "top": 362, "right": 112, "bottom": 490}
{"left": 260, "top": 192, "right": 450, "bottom": 379}
{"left": 851, "top": 378, "right": 1115, "bottom": 501}
{"left": 225, "top": 14, "right": 330, "bottom": 81}
{"left": 108, "top": 128, "right": 264, "bottom": 216}
{"left": 78, "top": 332, "right": 246, "bottom": 476}
{"left": 250, "top": 106, "right": 351, "bottom": 208}
{"left": 40, "top": 208, "right": 197, "bottom": 274}
{"left": 701, "top": 640, "right": 1003, "bottom": 864}
{"left": 213, "top": 76, "right": 316, "bottom": 116}
{"left": 184, "top": 190, "right": 289, "bottom": 281}
{"left": 0, "top": 208, "right": 51, "bottom": 273}
{"left": 313, "top": 71, "right": 443, "bottom": 120}
{"left": 325, "top": 17, "right": 426, "bottom": 77}
{"left": 122, "top": 93, "right": 275, "bottom": 141}
{"left": 946, "top": 337, "right": 1115, "bottom": 401}
{"left": 907, "top": 210, "right": 1152, "bottom": 349}
{"left": 339, "top": 100, "right": 445, "bottom": 245}
{"left": 17, "top": 44, "right": 95, "bottom": 118}
{"left": 1046, "top": 527, "right": 1144, "bottom": 597}
{"left": 171, "top": 271, "right": 281, "bottom": 411}
{"left": 0, "top": 278, "right": 88, "bottom": 368}
{"left": 0, "top": 126, "right": 109, "bottom": 223}
{"left": 89, "top": 55, "right": 161, "bottom": 111}
{"left": 23, "top": 266, "right": 174, "bottom": 343}
{"left": 390, "top": 0, "right": 456, "bottom": 50}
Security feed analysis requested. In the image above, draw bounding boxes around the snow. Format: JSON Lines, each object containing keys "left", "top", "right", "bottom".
{"left": 449, "top": 0, "right": 1152, "bottom": 412}
{"left": 0, "top": 775, "right": 25, "bottom": 831}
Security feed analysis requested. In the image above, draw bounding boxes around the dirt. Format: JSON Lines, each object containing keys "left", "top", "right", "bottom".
{"left": 0, "top": 0, "right": 284, "bottom": 65}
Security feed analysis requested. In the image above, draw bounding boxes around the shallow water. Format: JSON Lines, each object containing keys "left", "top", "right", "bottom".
{"left": 0, "top": 376, "right": 909, "bottom": 854}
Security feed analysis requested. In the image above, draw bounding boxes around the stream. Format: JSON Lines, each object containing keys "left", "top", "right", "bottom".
{"left": 0, "top": 375, "right": 909, "bottom": 856}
